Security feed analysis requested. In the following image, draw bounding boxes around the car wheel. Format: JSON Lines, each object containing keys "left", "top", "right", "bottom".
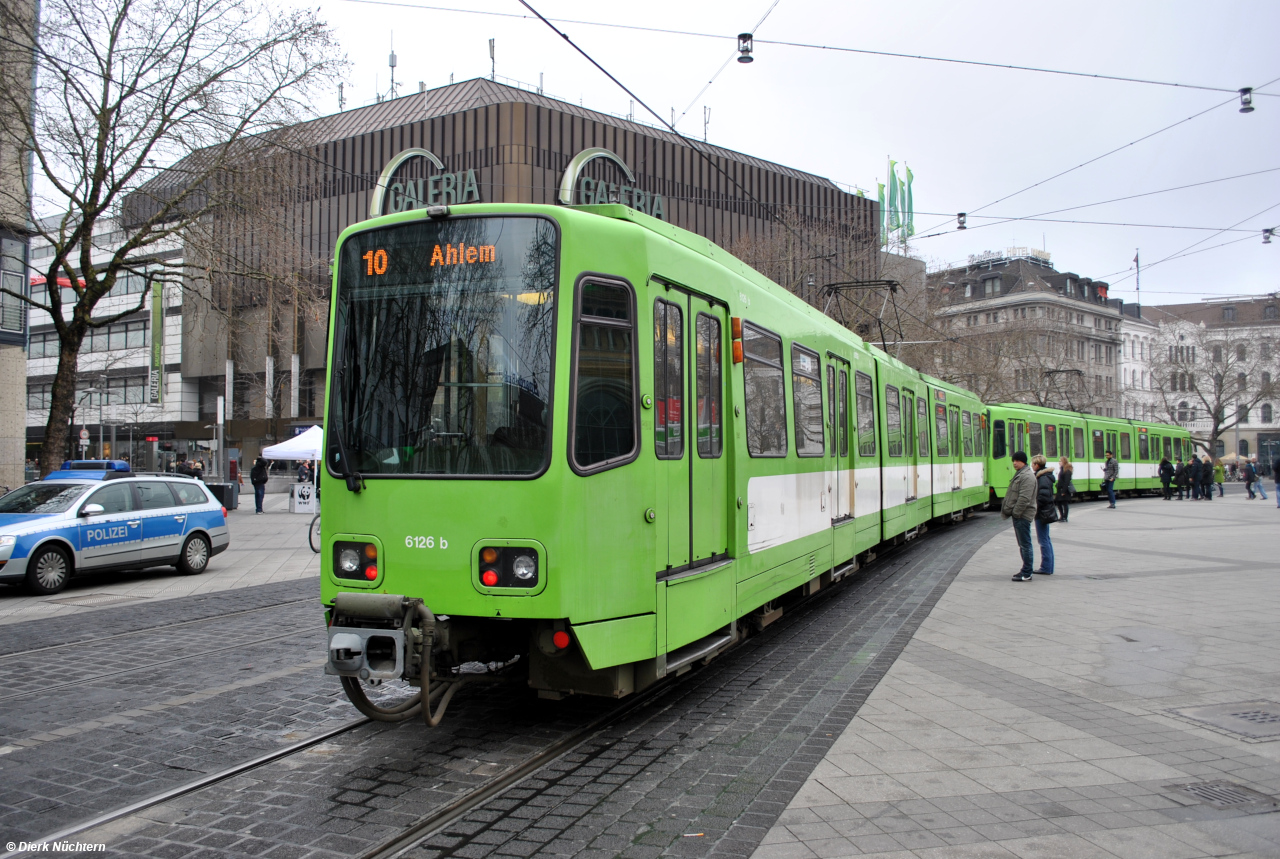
{"left": 26, "top": 545, "right": 72, "bottom": 595}
{"left": 177, "top": 533, "right": 212, "bottom": 576}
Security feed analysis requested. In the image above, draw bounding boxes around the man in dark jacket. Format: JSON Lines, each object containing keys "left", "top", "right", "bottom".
{"left": 1002, "top": 451, "right": 1038, "bottom": 581}
{"left": 1173, "top": 458, "right": 1188, "bottom": 500}
{"left": 1102, "top": 450, "right": 1119, "bottom": 508}
{"left": 1189, "top": 455, "right": 1203, "bottom": 500}
{"left": 1158, "top": 458, "right": 1174, "bottom": 500}
{"left": 1198, "top": 455, "right": 1214, "bottom": 502}
{"left": 250, "top": 457, "right": 269, "bottom": 515}
{"left": 1032, "top": 455, "right": 1056, "bottom": 575}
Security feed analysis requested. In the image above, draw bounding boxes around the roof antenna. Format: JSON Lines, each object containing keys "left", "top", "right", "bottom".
{"left": 338, "top": 82, "right": 346, "bottom": 112}
{"left": 489, "top": 38, "right": 495, "bottom": 81}
{"left": 388, "top": 36, "right": 398, "bottom": 99}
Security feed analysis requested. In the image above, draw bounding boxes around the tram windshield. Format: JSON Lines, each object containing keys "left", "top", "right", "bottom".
{"left": 328, "top": 216, "right": 558, "bottom": 477}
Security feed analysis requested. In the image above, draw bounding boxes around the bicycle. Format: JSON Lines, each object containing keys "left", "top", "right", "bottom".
{"left": 309, "top": 511, "right": 321, "bottom": 553}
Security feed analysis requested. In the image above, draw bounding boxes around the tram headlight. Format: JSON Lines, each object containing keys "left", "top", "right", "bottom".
{"left": 512, "top": 554, "right": 536, "bottom": 581}
{"left": 338, "top": 548, "right": 360, "bottom": 573}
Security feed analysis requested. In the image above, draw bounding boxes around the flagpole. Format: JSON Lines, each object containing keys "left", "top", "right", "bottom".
{"left": 1134, "top": 249, "right": 1141, "bottom": 314}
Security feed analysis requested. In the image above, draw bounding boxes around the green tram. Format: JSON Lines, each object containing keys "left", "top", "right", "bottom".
{"left": 985, "top": 404, "right": 1193, "bottom": 500}
{"left": 319, "top": 202, "right": 991, "bottom": 720}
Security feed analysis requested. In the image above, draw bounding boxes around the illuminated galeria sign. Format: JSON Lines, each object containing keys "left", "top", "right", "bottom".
{"left": 369, "top": 148, "right": 480, "bottom": 218}
{"left": 558, "top": 148, "right": 666, "bottom": 220}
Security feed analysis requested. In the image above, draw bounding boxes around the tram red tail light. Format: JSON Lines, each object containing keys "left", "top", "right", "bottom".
{"left": 481, "top": 569, "right": 500, "bottom": 587}
{"left": 552, "top": 630, "right": 571, "bottom": 650}
{"left": 365, "top": 566, "right": 378, "bottom": 580}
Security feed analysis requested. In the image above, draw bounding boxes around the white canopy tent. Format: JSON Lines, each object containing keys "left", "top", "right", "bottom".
{"left": 261, "top": 425, "right": 323, "bottom": 461}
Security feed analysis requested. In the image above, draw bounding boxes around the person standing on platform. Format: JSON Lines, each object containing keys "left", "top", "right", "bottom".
{"left": 1213, "top": 459, "right": 1225, "bottom": 498}
{"left": 1243, "top": 459, "right": 1258, "bottom": 500}
{"left": 1102, "top": 450, "right": 1119, "bottom": 508}
{"left": 1032, "top": 455, "right": 1057, "bottom": 575}
{"left": 1199, "top": 455, "right": 1215, "bottom": 502}
{"left": 1159, "top": 456, "right": 1174, "bottom": 500}
{"left": 1189, "top": 455, "right": 1203, "bottom": 500}
{"left": 1056, "top": 456, "right": 1075, "bottom": 521}
{"left": 250, "top": 457, "right": 269, "bottom": 515}
{"left": 1273, "top": 459, "right": 1280, "bottom": 508}
{"left": 1002, "top": 451, "right": 1038, "bottom": 582}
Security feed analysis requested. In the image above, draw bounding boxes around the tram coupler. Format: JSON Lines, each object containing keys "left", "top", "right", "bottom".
{"left": 325, "top": 593, "right": 442, "bottom": 684}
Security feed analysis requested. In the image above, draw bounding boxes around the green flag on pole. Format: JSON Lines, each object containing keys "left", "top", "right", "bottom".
{"left": 887, "top": 160, "right": 900, "bottom": 230}
{"left": 904, "top": 165, "right": 915, "bottom": 237}
{"left": 877, "top": 182, "right": 887, "bottom": 246}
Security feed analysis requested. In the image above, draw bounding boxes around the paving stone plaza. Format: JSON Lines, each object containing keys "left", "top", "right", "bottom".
{"left": 0, "top": 490, "right": 1277, "bottom": 859}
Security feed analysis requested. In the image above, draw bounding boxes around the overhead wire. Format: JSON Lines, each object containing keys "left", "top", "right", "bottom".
{"left": 333, "top": 0, "right": 1278, "bottom": 99}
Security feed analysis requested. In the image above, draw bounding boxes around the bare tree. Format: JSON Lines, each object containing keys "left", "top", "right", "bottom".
{"left": 0, "top": 0, "right": 344, "bottom": 475}
{"left": 1148, "top": 320, "right": 1277, "bottom": 454}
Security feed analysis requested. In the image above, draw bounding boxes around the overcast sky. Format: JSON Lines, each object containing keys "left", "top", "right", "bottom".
{"left": 308, "top": 0, "right": 1279, "bottom": 306}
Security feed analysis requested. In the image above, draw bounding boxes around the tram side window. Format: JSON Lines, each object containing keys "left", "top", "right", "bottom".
{"left": 743, "top": 323, "right": 787, "bottom": 457}
{"left": 1045, "top": 425, "right": 1058, "bottom": 458}
{"left": 1163, "top": 437, "right": 1172, "bottom": 460}
{"left": 838, "top": 370, "right": 849, "bottom": 457}
{"left": 1139, "top": 433, "right": 1149, "bottom": 460}
{"left": 903, "top": 392, "right": 915, "bottom": 457}
{"left": 573, "top": 281, "right": 637, "bottom": 472}
{"left": 1074, "top": 427, "right": 1085, "bottom": 459}
{"left": 934, "top": 403, "right": 950, "bottom": 457}
{"left": 885, "top": 386, "right": 903, "bottom": 457}
{"left": 695, "top": 313, "right": 723, "bottom": 459}
{"left": 1029, "top": 422, "right": 1042, "bottom": 457}
{"left": 855, "top": 372, "right": 876, "bottom": 456}
{"left": 792, "top": 344, "right": 824, "bottom": 457}
{"left": 961, "top": 411, "right": 974, "bottom": 457}
{"left": 976, "top": 415, "right": 987, "bottom": 457}
{"left": 653, "top": 300, "right": 684, "bottom": 460}
{"left": 826, "top": 367, "right": 837, "bottom": 456}
{"left": 1120, "top": 432, "right": 1132, "bottom": 460}
{"left": 916, "top": 398, "right": 929, "bottom": 457}
{"left": 1092, "top": 430, "right": 1104, "bottom": 459}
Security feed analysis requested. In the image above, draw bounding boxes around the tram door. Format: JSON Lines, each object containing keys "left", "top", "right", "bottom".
{"left": 652, "top": 283, "right": 729, "bottom": 573}
{"left": 903, "top": 390, "right": 918, "bottom": 502}
{"left": 949, "top": 405, "right": 963, "bottom": 492}
{"left": 915, "top": 396, "right": 931, "bottom": 503}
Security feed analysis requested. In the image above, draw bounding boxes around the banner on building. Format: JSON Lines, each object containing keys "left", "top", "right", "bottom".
{"left": 148, "top": 280, "right": 163, "bottom": 404}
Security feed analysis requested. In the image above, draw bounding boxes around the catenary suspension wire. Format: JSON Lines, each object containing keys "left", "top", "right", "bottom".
{"left": 1106, "top": 206, "right": 1280, "bottom": 286}
{"left": 333, "top": 0, "right": 1278, "bottom": 99}
{"left": 673, "top": 0, "right": 781, "bottom": 130}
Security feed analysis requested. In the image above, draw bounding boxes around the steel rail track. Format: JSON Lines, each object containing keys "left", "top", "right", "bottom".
{"left": 0, "top": 716, "right": 372, "bottom": 859}
{"left": 0, "top": 597, "right": 315, "bottom": 660}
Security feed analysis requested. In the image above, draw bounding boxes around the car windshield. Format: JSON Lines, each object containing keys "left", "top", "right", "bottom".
{"left": 0, "top": 482, "right": 93, "bottom": 513}
{"left": 328, "top": 216, "right": 558, "bottom": 477}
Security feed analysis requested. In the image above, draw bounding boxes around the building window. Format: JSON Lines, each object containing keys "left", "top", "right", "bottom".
{"left": 1237, "top": 344, "right": 1247, "bottom": 361}
{"left": 1238, "top": 372, "right": 1247, "bottom": 390}
{"left": 26, "top": 382, "right": 52, "bottom": 410}
{"left": 1, "top": 236, "right": 27, "bottom": 333}
{"left": 964, "top": 283, "right": 972, "bottom": 297}
{"left": 1223, "top": 306, "right": 1236, "bottom": 322}
{"left": 983, "top": 277, "right": 1000, "bottom": 296}
{"left": 1266, "top": 305, "right": 1278, "bottom": 320}
{"left": 1264, "top": 371, "right": 1273, "bottom": 387}
{"left": 1263, "top": 403, "right": 1274, "bottom": 423}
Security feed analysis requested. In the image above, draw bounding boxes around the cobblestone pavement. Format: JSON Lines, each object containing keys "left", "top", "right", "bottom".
{"left": 754, "top": 493, "right": 1280, "bottom": 858}
{"left": 50, "top": 511, "right": 1003, "bottom": 859}
{"left": 0, "top": 492, "right": 316, "bottom": 626}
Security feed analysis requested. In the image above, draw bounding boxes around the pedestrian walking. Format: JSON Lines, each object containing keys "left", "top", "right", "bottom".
{"left": 1032, "top": 455, "right": 1057, "bottom": 575}
{"left": 1199, "top": 455, "right": 1214, "bottom": 502}
{"left": 1002, "top": 451, "right": 1038, "bottom": 582}
{"left": 1189, "top": 455, "right": 1203, "bottom": 500}
{"left": 1253, "top": 458, "right": 1270, "bottom": 501}
{"left": 1055, "top": 456, "right": 1075, "bottom": 521}
{"left": 1273, "top": 459, "right": 1280, "bottom": 509}
{"left": 298, "top": 460, "right": 312, "bottom": 483}
{"left": 1102, "top": 450, "right": 1119, "bottom": 508}
{"left": 1213, "top": 459, "right": 1225, "bottom": 498}
{"left": 250, "top": 457, "right": 269, "bottom": 515}
{"left": 1244, "top": 459, "right": 1258, "bottom": 500}
{"left": 1159, "top": 456, "right": 1174, "bottom": 500}
{"left": 1174, "top": 458, "right": 1188, "bottom": 500}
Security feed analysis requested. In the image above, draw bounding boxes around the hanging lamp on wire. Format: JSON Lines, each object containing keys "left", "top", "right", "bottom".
{"left": 737, "top": 33, "right": 754, "bottom": 63}
{"left": 1238, "top": 87, "right": 1255, "bottom": 113}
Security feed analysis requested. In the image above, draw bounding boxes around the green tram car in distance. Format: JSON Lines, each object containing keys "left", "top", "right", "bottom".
{"left": 985, "top": 403, "right": 1193, "bottom": 500}
{"left": 320, "top": 201, "right": 991, "bottom": 719}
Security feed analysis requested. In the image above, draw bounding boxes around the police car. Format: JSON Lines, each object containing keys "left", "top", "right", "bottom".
{"left": 0, "top": 461, "right": 231, "bottom": 594}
